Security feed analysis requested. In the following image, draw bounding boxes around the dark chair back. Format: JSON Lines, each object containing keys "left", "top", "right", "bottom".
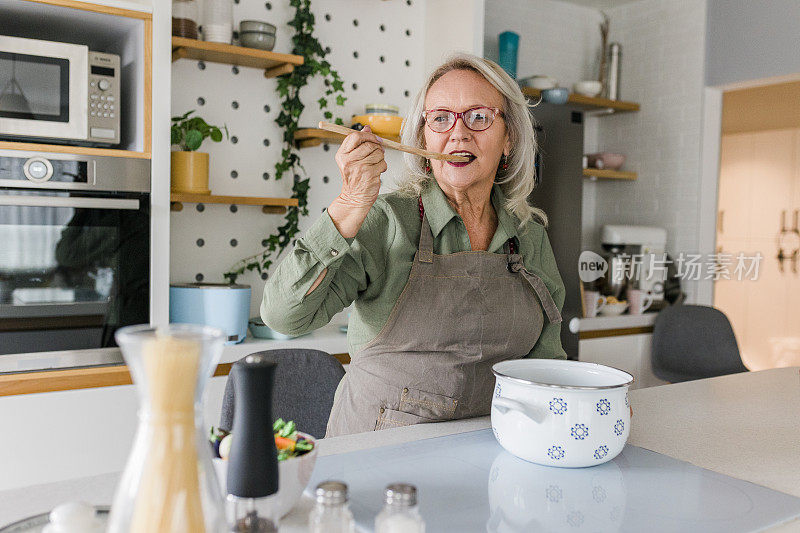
{"left": 652, "top": 304, "right": 748, "bottom": 383}
{"left": 219, "top": 348, "right": 345, "bottom": 439}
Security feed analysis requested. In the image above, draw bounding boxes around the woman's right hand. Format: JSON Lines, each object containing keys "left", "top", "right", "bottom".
{"left": 327, "top": 125, "right": 387, "bottom": 239}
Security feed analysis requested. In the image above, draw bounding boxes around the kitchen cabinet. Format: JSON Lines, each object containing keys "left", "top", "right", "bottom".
{"left": 715, "top": 128, "right": 800, "bottom": 370}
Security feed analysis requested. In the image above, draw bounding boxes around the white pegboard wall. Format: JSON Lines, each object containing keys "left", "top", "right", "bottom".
{"left": 170, "top": 0, "right": 427, "bottom": 316}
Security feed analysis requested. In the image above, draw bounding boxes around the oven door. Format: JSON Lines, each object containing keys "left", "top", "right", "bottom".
{"left": 0, "top": 188, "right": 149, "bottom": 355}
{"left": 0, "top": 36, "right": 88, "bottom": 143}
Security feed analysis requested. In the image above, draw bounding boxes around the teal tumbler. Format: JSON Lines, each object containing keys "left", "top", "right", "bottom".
{"left": 498, "top": 31, "right": 520, "bottom": 79}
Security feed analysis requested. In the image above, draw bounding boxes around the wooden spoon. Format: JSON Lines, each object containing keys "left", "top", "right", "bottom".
{"left": 317, "top": 121, "right": 470, "bottom": 162}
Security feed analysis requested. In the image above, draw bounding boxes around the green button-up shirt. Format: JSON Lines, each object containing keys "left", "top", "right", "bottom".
{"left": 262, "top": 180, "right": 567, "bottom": 360}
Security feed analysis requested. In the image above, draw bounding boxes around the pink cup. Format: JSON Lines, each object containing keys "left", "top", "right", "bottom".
{"left": 627, "top": 289, "right": 653, "bottom": 315}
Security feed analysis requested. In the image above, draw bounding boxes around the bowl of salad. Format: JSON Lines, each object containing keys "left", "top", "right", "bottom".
{"left": 210, "top": 418, "right": 318, "bottom": 518}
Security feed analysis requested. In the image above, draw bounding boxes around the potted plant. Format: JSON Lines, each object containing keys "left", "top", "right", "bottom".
{"left": 170, "top": 110, "right": 227, "bottom": 194}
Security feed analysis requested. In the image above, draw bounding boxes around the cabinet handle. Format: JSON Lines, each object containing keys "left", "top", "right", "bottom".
{"left": 718, "top": 210, "right": 724, "bottom": 234}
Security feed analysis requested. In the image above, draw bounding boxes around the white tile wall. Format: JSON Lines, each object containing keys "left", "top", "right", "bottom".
{"left": 483, "top": 0, "right": 604, "bottom": 86}
{"left": 588, "top": 0, "right": 708, "bottom": 303}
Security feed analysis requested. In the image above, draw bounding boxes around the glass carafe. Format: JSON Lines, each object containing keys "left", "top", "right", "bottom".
{"left": 107, "top": 324, "right": 226, "bottom": 533}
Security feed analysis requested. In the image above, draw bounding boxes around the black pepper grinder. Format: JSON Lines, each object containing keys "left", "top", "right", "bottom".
{"left": 227, "top": 354, "right": 279, "bottom": 532}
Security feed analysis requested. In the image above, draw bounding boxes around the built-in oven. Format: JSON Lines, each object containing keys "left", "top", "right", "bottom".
{"left": 0, "top": 149, "right": 150, "bottom": 356}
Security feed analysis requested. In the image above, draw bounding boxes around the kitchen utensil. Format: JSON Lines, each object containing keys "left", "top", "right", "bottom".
{"left": 573, "top": 80, "right": 603, "bottom": 97}
{"left": 541, "top": 87, "right": 569, "bottom": 104}
{"left": 599, "top": 301, "right": 628, "bottom": 316}
{"left": 239, "top": 20, "right": 276, "bottom": 34}
{"left": 351, "top": 114, "right": 403, "bottom": 138}
{"left": 249, "top": 316, "right": 305, "bottom": 340}
{"left": 497, "top": 31, "right": 520, "bottom": 79}
{"left": 606, "top": 42, "right": 621, "bottom": 100}
{"left": 582, "top": 290, "right": 606, "bottom": 318}
{"left": 227, "top": 355, "right": 280, "bottom": 531}
{"left": 239, "top": 31, "right": 276, "bottom": 51}
{"left": 107, "top": 324, "right": 227, "bottom": 532}
{"left": 214, "top": 431, "right": 319, "bottom": 518}
{"left": 627, "top": 289, "right": 653, "bottom": 315}
{"left": 586, "top": 152, "right": 626, "bottom": 170}
{"left": 491, "top": 359, "right": 633, "bottom": 467}
{"left": 364, "top": 103, "right": 399, "bottom": 116}
{"left": 170, "top": 283, "right": 250, "bottom": 344}
{"left": 317, "top": 121, "right": 469, "bottom": 162}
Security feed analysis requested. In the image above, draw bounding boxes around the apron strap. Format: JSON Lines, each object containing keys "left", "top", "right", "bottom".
{"left": 418, "top": 197, "right": 434, "bottom": 263}
{"left": 508, "top": 254, "right": 563, "bottom": 324}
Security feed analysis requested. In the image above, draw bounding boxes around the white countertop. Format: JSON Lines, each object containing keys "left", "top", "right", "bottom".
{"left": 0, "top": 321, "right": 349, "bottom": 374}
{"left": 569, "top": 312, "right": 657, "bottom": 333}
{"left": 1, "top": 368, "right": 799, "bottom": 531}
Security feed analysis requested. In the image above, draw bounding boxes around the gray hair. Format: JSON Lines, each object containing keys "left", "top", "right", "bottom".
{"left": 397, "top": 53, "right": 547, "bottom": 228}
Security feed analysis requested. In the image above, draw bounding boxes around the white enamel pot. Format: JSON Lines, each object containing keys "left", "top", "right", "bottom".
{"left": 491, "top": 359, "right": 633, "bottom": 468}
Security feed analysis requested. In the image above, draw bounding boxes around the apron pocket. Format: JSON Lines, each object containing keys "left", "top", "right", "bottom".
{"left": 399, "top": 387, "right": 458, "bottom": 420}
{"left": 375, "top": 407, "right": 433, "bottom": 431}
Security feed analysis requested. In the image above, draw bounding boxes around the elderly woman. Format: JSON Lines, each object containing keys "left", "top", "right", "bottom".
{"left": 262, "top": 53, "right": 566, "bottom": 437}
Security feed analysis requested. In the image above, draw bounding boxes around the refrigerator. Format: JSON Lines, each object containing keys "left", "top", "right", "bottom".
{"left": 528, "top": 104, "right": 585, "bottom": 359}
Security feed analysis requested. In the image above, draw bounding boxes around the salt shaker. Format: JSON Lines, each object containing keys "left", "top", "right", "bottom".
{"left": 308, "top": 480, "right": 355, "bottom": 533}
{"left": 227, "top": 355, "right": 280, "bottom": 532}
{"left": 374, "top": 484, "right": 425, "bottom": 533}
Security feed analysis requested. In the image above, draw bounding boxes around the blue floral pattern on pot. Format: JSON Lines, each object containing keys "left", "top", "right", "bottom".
{"left": 593, "top": 445, "right": 609, "bottom": 460}
{"left": 570, "top": 423, "right": 589, "bottom": 440}
{"left": 549, "top": 397, "right": 567, "bottom": 415}
{"left": 547, "top": 445, "right": 565, "bottom": 460}
{"left": 494, "top": 383, "right": 501, "bottom": 399}
{"left": 614, "top": 419, "right": 625, "bottom": 436}
{"left": 596, "top": 398, "right": 611, "bottom": 415}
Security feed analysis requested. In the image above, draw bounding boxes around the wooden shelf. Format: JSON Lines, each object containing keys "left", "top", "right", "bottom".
{"left": 582, "top": 168, "right": 638, "bottom": 180}
{"left": 294, "top": 128, "right": 400, "bottom": 149}
{"left": 171, "top": 37, "right": 304, "bottom": 78}
{"left": 0, "top": 141, "right": 150, "bottom": 159}
{"left": 170, "top": 193, "right": 299, "bottom": 214}
{"left": 522, "top": 87, "right": 640, "bottom": 113}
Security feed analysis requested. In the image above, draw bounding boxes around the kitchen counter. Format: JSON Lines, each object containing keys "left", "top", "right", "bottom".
{"left": 1, "top": 367, "right": 799, "bottom": 531}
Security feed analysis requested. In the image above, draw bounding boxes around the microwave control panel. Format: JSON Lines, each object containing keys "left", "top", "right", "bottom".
{"left": 87, "top": 51, "right": 121, "bottom": 145}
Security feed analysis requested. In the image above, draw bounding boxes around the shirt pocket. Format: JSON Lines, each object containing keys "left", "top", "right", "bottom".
{"left": 375, "top": 407, "right": 432, "bottom": 431}
{"left": 399, "top": 386, "right": 458, "bottom": 420}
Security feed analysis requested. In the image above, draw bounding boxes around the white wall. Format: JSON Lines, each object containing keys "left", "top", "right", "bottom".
{"left": 483, "top": 0, "right": 602, "bottom": 87}
{"left": 586, "top": 0, "right": 708, "bottom": 303}
{"left": 169, "top": 0, "right": 427, "bottom": 317}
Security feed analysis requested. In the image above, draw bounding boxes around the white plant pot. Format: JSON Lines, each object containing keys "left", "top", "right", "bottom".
{"left": 491, "top": 359, "right": 633, "bottom": 468}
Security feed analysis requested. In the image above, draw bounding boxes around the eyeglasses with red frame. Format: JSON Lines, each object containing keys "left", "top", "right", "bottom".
{"left": 422, "top": 106, "right": 504, "bottom": 133}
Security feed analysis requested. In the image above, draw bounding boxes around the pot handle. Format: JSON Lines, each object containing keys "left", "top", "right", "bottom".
{"left": 493, "top": 397, "right": 547, "bottom": 424}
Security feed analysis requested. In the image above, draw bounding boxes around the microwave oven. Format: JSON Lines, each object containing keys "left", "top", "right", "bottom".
{"left": 0, "top": 35, "right": 121, "bottom": 146}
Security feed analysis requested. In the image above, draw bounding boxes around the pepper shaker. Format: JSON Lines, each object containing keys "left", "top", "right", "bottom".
{"left": 227, "top": 355, "right": 280, "bottom": 532}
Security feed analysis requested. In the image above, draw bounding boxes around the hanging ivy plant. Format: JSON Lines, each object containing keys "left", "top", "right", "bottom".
{"left": 224, "top": 0, "right": 346, "bottom": 283}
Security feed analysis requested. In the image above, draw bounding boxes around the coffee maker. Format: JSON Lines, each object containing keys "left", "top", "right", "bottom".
{"left": 600, "top": 225, "right": 668, "bottom": 306}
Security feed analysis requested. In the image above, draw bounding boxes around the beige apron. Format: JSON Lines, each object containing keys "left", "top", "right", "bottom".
{"left": 325, "top": 203, "right": 562, "bottom": 437}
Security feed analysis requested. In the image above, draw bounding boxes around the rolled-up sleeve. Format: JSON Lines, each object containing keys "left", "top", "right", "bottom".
{"left": 261, "top": 206, "right": 386, "bottom": 336}
{"left": 526, "top": 228, "right": 568, "bottom": 360}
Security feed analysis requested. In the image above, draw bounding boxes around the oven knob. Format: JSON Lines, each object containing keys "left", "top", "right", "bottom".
{"left": 23, "top": 158, "right": 54, "bottom": 182}
{"left": 98, "top": 79, "right": 111, "bottom": 91}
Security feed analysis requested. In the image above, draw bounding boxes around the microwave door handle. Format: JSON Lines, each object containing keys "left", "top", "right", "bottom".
{"left": 0, "top": 195, "right": 139, "bottom": 210}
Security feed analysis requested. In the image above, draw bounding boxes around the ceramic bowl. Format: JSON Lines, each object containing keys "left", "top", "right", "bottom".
{"left": 213, "top": 432, "right": 318, "bottom": 518}
{"left": 491, "top": 359, "right": 633, "bottom": 468}
{"left": 518, "top": 75, "right": 557, "bottom": 90}
{"left": 541, "top": 87, "right": 569, "bottom": 105}
{"left": 586, "top": 152, "right": 626, "bottom": 171}
{"left": 239, "top": 20, "right": 276, "bottom": 34}
{"left": 598, "top": 302, "right": 628, "bottom": 316}
{"left": 573, "top": 80, "right": 603, "bottom": 97}
{"left": 239, "top": 31, "right": 276, "bottom": 51}
{"left": 351, "top": 114, "right": 403, "bottom": 138}
{"left": 248, "top": 317, "right": 305, "bottom": 340}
